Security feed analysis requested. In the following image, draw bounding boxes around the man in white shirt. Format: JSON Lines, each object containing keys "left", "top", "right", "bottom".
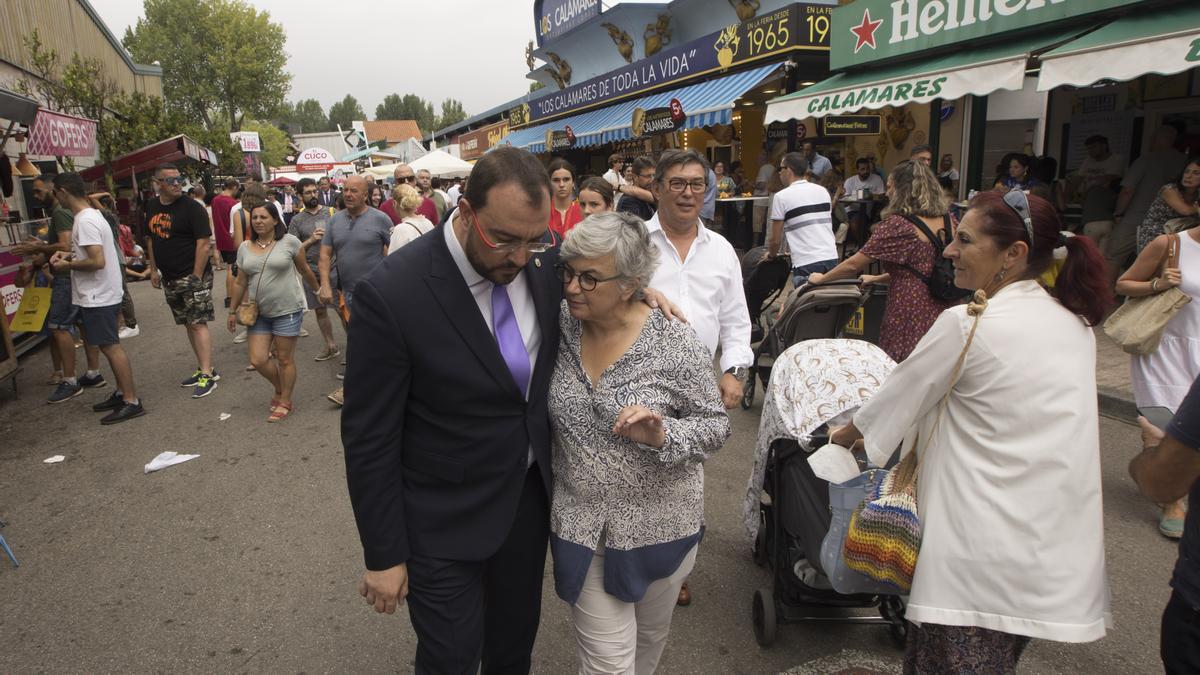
{"left": 939, "top": 153, "right": 960, "bottom": 193}
{"left": 837, "top": 158, "right": 887, "bottom": 248}
{"left": 645, "top": 149, "right": 752, "bottom": 608}
{"left": 646, "top": 150, "right": 752, "bottom": 407}
{"left": 602, "top": 152, "right": 625, "bottom": 191}
{"left": 766, "top": 152, "right": 839, "bottom": 286}
{"left": 47, "top": 172, "right": 144, "bottom": 424}
{"left": 802, "top": 141, "right": 834, "bottom": 178}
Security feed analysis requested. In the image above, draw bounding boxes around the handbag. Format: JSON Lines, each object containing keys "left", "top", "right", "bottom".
{"left": 1103, "top": 233, "right": 1191, "bottom": 355}
{"left": 820, "top": 468, "right": 896, "bottom": 596}
{"left": 235, "top": 242, "right": 275, "bottom": 327}
{"left": 838, "top": 289, "right": 989, "bottom": 594}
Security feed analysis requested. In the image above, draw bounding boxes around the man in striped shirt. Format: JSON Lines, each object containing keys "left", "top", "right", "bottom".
{"left": 764, "top": 152, "right": 838, "bottom": 287}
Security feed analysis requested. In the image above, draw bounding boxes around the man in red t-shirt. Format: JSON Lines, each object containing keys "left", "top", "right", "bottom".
{"left": 380, "top": 163, "right": 440, "bottom": 225}
{"left": 210, "top": 178, "right": 240, "bottom": 310}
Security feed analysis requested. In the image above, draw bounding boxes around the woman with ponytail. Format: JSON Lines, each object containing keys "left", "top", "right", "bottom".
{"left": 809, "top": 160, "right": 959, "bottom": 362}
{"left": 831, "top": 190, "right": 1112, "bottom": 673}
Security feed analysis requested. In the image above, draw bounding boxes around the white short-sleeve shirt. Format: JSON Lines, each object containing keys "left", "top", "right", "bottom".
{"left": 770, "top": 180, "right": 838, "bottom": 267}
{"left": 70, "top": 208, "right": 124, "bottom": 307}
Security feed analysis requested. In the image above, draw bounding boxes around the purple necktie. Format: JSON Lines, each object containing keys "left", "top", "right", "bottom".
{"left": 491, "top": 284, "right": 530, "bottom": 398}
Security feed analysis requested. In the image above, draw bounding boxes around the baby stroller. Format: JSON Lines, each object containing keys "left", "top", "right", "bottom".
{"left": 742, "top": 339, "right": 907, "bottom": 647}
{"left": 741, "top": 275, "right": 870, "bottom": 410}
{"left": 741, "top": 246, "right": 791, "bottom": 345}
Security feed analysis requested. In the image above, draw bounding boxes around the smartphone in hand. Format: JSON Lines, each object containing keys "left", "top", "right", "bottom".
{"left": 1138, "top": 406, "right": 1175, "bottom": 430}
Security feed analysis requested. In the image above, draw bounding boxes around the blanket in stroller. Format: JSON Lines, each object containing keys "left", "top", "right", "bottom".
{"left": 743, "top": 339, "right": 895, "bottom": 544}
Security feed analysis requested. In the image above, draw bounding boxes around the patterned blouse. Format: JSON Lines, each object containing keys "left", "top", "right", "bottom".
{"left": 548, "top": 303, "right": 730, "bottom": 605}
{"left": 860, "top": 214, "right": 959, "bottom": 362}
{"left": 1137, "top": 183, "right": 1197, "bottom": 254}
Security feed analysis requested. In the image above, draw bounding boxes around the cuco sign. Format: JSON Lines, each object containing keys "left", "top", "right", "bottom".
{"left": 296, "top": 147, "right": 335, "bottom": 172}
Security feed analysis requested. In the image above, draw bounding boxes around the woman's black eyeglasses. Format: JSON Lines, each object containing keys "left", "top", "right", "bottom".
{"left": 554, "top": 262, "right": 624, "bottom": 291}
{"left": 1003, "top": 188, "right": 1034, "bottom": 253}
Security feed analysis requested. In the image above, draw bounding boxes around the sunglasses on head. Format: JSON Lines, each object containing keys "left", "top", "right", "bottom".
{"left": 1002, "top": 188, "right": 1034, "bottom": 253}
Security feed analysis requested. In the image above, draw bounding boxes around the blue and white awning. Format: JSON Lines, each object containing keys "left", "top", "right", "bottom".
{"left": 496, "top": 63, "right": 781, "bottom": 153}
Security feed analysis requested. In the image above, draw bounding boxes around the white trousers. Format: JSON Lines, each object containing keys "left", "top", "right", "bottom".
{"left": 571, "top": 545, "right": 697, "bottom": 675}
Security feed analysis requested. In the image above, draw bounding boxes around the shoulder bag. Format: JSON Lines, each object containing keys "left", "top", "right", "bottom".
{"left": 836, "top": 290, "right": 988, "bottom": 594}
{"left": 900, "top": 214, "right": 972, "bottom": 302}
{"left": 1103, "top": 233, "right": 1191, "bottom": 355}
{"left": 235, "top": 242, "right": 275, "bottom": 327}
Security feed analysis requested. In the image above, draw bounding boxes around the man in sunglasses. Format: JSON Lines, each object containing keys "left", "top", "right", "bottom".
{"left": 342, "top": 147, "right": 681, "bottom": 672}
{"left": 145, "top": 163, "right": 219, "bottom": 398}
{"left": 381, "top": 163, "right": 439, "bottom": 226}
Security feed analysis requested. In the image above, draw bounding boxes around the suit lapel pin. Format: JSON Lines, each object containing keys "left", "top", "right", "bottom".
{"left": 534, "top": 258, "right": 542, "bottom": 268}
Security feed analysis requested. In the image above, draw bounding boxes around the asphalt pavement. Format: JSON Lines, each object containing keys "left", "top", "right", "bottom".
{"left": 0, "top": 277, "right": 1181, "bottom": 673}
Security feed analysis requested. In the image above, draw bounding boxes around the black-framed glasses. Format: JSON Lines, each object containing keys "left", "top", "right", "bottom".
{"left": 664, "top": 178, "right": 707, "bottom": 193}
{"left": 554, "top": 262, "right": 624, "bottom": 291}
{"left": 1003, "top": 188, "right": 1034, "bottom": 253}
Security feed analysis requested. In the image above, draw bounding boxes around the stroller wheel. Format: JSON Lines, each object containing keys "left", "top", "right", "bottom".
{"left": 741, "top": 373, "right": 756, "bottom": 410}
{"left": 752, "top": 523, "right": 767, "bottom": 567}
{"left": 752, "top": 588, "right": 777, "bottom": 646}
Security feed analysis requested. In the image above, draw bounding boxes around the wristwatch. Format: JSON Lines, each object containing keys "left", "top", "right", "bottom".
{"left": 725, "top": 366, "right": 749, "bottom": 382}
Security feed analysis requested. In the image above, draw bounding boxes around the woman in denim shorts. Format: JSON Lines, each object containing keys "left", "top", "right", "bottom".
{"left": 227, "top": 204, "right": 320, "bottom": 422}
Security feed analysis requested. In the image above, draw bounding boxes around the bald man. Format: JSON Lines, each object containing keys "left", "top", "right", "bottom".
{"left": 382, "top": 163, "right": 440, "bottom": 225}
{"left": 318, "top": 174, "right": 394, "bottom": 405}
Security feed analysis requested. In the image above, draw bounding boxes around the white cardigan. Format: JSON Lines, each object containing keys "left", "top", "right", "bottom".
{"left": 855, "top": 280, "right": 1111, "bottom": 642}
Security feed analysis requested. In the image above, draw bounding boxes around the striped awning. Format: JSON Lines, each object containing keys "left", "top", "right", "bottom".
{"left": 497, "top": 63, "right": 781, "bottom": 153}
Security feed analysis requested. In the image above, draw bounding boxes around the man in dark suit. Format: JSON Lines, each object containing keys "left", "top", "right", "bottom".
{"left": 343, "top": 147, "right": 561, "bottom": 674}
{"left": 316, "top": 176, "right": 339, "bottom": 207}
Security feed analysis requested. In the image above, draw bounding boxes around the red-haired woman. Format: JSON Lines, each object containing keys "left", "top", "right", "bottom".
{"left": 832, "top": 191, "right": 1113, "bottom": 673}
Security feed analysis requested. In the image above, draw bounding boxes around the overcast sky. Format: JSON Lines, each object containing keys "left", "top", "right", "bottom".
{"left": 90, "top": 0, "right": 656, "bottom": 129}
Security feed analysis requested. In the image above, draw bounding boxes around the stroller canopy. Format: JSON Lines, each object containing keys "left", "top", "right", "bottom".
{"left": 743, "top": 339, "right": 895, "bottom": 544}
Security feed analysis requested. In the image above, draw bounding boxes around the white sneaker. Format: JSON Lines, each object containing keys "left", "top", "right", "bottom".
{"left": 117, "top": 325, "right": 140, "bottom": 339}
{"left": 233, "top": 330, "right": 248, "bottom": 344}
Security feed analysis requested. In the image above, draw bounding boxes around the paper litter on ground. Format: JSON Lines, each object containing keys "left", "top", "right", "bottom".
{"left": 219, "top": 413, "right": 232, "bottom": 421}
{"left": 144, "top": 451, "right": 200, "bottom": 474}
{"left": 43, "top": 455, "right": 66, "bottom": 464}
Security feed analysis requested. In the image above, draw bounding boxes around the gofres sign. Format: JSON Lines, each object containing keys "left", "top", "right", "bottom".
{"left": 831, "top": 0, "right": 1142, "bottom": 70}
{"left": 535, "top": 0, "right": 600, "bottom": 47}
{"left": 26, "top": 109, "right": 97, "bottom": 157}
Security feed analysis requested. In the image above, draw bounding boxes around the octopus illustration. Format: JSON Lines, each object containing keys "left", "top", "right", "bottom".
{"left": 544, "top": 51, "right": 573, "bottom": 88}
{"left": 644, "top": 14, "right": 673, "bottom": 58}
{"left": 729, "top": 0, "right": 760, "bottom": 21}
{"left": 714, "top": 25, "right": 740, "bottom": 68}
{"left": 602, "top": 22, "right": 635, "bottom": 63}
{"left": 886, "top": 107, "right": 916, "bottom": 150}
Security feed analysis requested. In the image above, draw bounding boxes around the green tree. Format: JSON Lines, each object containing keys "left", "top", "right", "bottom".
{"left": 376, "top": 93, "right": 436, "bottom": 134}
{"left": 241, "top": 120, "right": 290, "bottom": 168}
{"left": 437, "top": 98, "right": 468, "bottom": 130}
{"left": 279, "top": 98, "right": 329, "bottom": 133}
{"left": 123, "top": 0, "right": 291, "bottom": 132}
{"left": 328, "top": 94, "right": 365, "bottom": 132}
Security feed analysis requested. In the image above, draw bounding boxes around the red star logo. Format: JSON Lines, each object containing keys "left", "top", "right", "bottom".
{"left": 851, "top": 9, "right": 883, "bottom": 53}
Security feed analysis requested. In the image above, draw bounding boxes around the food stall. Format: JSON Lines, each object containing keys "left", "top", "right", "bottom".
{"left": 0, "top": 88, "right": 44, "bottom": 390}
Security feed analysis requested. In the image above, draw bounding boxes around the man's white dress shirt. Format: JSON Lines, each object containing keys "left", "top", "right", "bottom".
{"left": 645, "top": 213, "right": 752, "bottom": 373}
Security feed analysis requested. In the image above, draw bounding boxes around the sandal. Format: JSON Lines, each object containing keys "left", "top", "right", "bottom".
{"left": 270, "top": 396, "right": 281, "bottom": 411}
{"left": 267, "top": 401, "right": 293, "bottom": 423}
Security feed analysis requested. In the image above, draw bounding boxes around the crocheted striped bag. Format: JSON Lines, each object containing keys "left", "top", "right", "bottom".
{"left": 842, "top": 289, "right": 989, "bottom": 595}
{"left": 843, "top": 450, "right": 921, "bottom": 593}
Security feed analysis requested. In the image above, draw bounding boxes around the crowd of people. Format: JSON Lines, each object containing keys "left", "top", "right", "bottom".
{"left": 11, "top": 124, "right": 1200, "bottom": 672}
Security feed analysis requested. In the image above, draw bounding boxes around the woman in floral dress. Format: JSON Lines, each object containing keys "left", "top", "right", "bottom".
{"left": 809, "top": 160, "right": 960, "bottom": 361}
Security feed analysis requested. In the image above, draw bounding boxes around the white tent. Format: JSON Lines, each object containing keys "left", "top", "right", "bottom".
{"left": 408, "top": 150, "right": 473, "bottom": 178}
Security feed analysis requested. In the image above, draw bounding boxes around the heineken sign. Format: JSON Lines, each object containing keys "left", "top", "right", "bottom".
{"left": 831, "top": 0, "right": 1142, "bottom": 70}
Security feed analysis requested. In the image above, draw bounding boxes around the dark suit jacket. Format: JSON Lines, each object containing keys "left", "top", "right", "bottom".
{"left": 317, "top": 189, "right": 339, "bottom": 207}
{"left": 342, "top": 228, "right": 561, "bottom": 570}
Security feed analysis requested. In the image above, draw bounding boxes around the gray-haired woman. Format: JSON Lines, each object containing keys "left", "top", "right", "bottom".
{"left": 548, "top": 211, "right": 730, "bottom": 674}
